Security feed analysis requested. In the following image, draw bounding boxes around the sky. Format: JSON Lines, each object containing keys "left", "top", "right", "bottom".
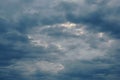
{"left": 0, "top": 0, "right": 120, "bottom": 80}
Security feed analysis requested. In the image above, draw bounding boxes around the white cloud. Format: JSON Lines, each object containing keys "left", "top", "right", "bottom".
{"left": 97, "top": 32, "right": 104, "bottom": 38}
{"left": 60, "top": 22, "right": 77, "bottom": 28}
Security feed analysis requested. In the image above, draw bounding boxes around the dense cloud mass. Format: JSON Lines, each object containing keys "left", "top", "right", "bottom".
{"left": 0, "top": 0, "right": 120, "bottom": 80}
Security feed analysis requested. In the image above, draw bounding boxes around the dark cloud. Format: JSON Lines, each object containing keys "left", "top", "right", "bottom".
{"left": 0, "top": 0, "right": 120, "bottom": 80}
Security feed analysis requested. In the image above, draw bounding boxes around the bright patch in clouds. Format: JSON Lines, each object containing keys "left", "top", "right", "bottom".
{"left": 60, "top": 22, "right": 77, "bottom": 28}
{"left": 98, "top": 32, "right": 104, "bottom": 38}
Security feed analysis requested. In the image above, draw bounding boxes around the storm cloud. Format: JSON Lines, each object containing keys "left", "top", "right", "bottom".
{"left": 0, "top": 0, "right": 120, "bottom": 80}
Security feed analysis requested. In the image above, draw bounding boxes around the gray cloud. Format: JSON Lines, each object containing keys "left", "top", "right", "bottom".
{"left": 0, "top": 0, "right": 120, "bottom": 80}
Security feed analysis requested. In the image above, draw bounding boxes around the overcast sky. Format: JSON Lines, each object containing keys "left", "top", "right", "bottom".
{"left": 0, "top": 0, "right": 120, "bottom": 80}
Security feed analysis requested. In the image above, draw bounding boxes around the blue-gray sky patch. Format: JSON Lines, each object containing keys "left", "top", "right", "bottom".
{"left": 0, "top": 0, "right": 120, "bottom": 80}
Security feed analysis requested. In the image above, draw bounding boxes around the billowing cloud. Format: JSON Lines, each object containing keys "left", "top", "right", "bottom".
{"left": 0, "top": 0, "right": 120, "bottom": 80}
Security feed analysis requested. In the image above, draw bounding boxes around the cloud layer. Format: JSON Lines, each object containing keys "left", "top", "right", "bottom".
{"left": 0, "top": 0, "right": 120, "bottom": 80}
